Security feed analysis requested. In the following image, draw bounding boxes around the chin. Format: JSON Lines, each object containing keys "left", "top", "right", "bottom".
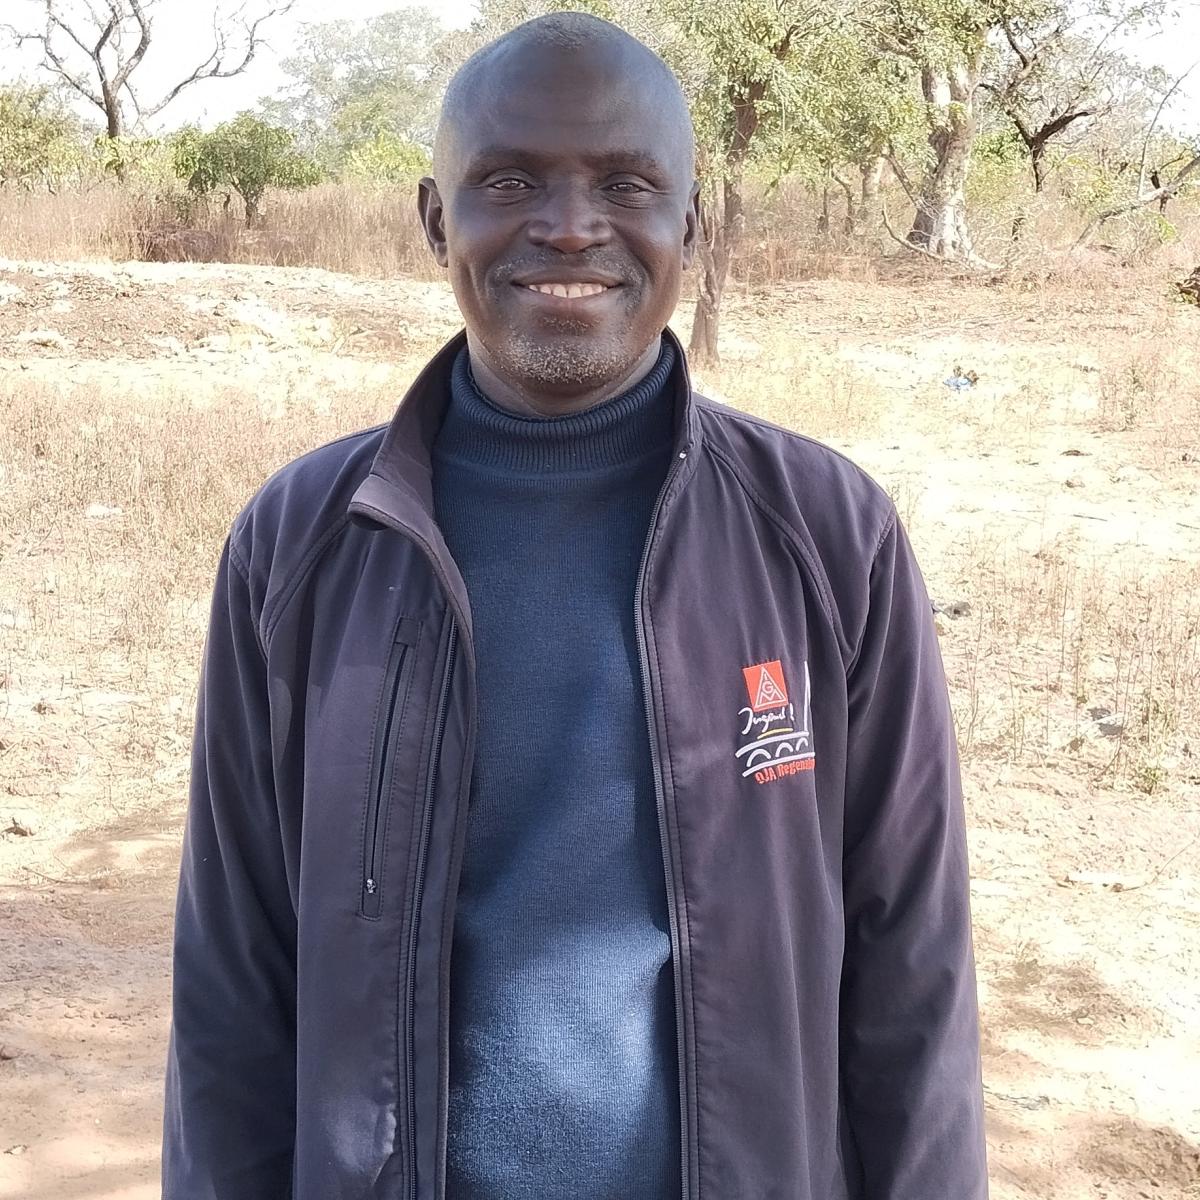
{"left": 492, "top": 333, "right": 641, "bottom": 392}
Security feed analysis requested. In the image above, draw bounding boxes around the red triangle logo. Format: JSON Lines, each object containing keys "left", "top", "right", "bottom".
{"left": 742, "top": 660, "right": 789, "bottom": 711}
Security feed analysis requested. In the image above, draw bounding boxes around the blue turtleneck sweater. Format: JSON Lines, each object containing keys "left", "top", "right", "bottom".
{"left": 431, "top": 341, "right": 681, "bottom": 1200}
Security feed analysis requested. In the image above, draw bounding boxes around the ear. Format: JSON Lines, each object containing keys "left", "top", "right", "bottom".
{"left": 418, "top": 176, "right": 448, "bottom": 268}
{"left": 682, "top": 180, "right": 701, "bottom": 270}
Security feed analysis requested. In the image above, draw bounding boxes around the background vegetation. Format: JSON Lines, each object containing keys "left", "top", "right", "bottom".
{"left": 1, "top": 0, "right": 1197, "bottom": 361}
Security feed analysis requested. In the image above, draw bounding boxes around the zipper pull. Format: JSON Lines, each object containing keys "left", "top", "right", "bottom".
{"left": 365, "top": 877, "right": 378, "bottom": 894}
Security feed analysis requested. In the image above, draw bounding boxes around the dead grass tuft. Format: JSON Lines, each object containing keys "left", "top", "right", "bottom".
{"left": 0, "top": 373, "right": 396, "bottom": 661}
{"left": 943, "top": 532, "right": 1200, "bottom": 792}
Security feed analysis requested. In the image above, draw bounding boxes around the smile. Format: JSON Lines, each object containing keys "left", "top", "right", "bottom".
{"left": 523, "top": 282, "right": 613, "bottom": 299}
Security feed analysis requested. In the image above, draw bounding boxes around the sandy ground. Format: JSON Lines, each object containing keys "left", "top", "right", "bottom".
{"left": 1, "top": 256, "right": 1199, "bottom": 1198}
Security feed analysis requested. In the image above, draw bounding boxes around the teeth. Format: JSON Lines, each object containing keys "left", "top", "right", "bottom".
{"left": 527, "top": 283, "right": 609, "bottom": 298}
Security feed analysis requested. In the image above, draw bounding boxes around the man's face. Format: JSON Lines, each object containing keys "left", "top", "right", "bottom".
{"left": 420, "top": 42, "right": 699, "bottom": 401}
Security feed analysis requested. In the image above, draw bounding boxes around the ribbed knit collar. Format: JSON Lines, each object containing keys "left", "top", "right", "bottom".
{"left": 433, "top": 338, "right": 676, "bottom": 475}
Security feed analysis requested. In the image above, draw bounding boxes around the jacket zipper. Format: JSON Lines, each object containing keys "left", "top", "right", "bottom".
{"left": 634, "top": 448, "right": 692, "bottom": 1200}
{"left": 407, "top": 616, "right": 458, "bottom": 1200}
{"left": 362, "top": 620, "right": 417, "bottom": 919}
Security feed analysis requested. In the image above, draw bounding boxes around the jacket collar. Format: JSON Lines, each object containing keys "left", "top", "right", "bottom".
{"left": 348, "top": 325, "right": 703, "bottom": 636}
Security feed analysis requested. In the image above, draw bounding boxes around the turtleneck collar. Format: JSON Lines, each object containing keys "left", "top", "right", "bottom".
{"left": 433, "top": 338, "right": 676, "bottom": 476}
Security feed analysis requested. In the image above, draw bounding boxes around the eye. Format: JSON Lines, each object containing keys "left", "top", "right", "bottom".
{"left": 488, "top": 177, "right": 531, "bottom": 192}
{"left": 607, "top": 180, "right": 647, "bottom": 194}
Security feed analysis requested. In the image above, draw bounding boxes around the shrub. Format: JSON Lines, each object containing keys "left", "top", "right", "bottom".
{"left": 171, "top": 113, "right": 324, "bottom": 226}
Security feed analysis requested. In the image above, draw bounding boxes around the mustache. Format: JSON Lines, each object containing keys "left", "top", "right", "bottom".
{"left": 492, "top": 255, "right": 641, "bottom": 286}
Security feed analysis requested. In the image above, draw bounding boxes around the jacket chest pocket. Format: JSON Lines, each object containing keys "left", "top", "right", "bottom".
{"left": 360, "top": 615, "right": 422, "bottom": 919}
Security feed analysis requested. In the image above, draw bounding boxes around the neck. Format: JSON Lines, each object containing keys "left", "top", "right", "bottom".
{"left": 463, "top": 333, "right": 663, "bottom": 418}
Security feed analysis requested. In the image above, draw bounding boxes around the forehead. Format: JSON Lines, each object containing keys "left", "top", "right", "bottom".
{"left": 444, "top": 40, "right": 690, "bottom": 179}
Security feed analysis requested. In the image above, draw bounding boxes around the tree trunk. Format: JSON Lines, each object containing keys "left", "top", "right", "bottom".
{"left": 100, "top": 86, "right": 126, "bottom": 180}
{"left": 909, "top": 55, "right": 982, "bottom": 259}
{"left": 857, "top": 152, "right": 886, "bottom": 236}
{"left": 687, "top": 173, "right": 743, "bottom": 367}
{"left": 687, "top": 77, "right": 762, "bottom": 366}
{"left": 1030, "top": 141, "right": 1047, "bottom": 194}
{"left": 832, "top": 173, "right": 856, "bottom": 237}
{"left": 817, "top": 182, "right": 832, "bottom": 240}
{"left": 689, "top": 191, "right": 722, "bottom": 363}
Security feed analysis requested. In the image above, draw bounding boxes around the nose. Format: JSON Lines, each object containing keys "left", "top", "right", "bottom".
{"left": 526, "top": 181, "right": 612, "bottom": 254}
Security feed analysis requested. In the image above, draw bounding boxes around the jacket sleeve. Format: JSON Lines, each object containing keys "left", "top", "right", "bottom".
{"left": 162, "top": 535, "right": 297, "bottom": 1199}
{"left": 839, "top": 512, "right": 988, "bottom": 1199}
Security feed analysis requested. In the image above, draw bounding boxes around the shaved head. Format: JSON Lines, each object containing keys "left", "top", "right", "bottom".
{"left": 418, "top": 11, "right": 700, "bottom": 415}
{"left": 435, "top": 13, "right": 695, "bottom": 183}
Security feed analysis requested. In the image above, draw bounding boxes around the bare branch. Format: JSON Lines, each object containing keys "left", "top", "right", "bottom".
{"left": 1138, "top": 59, "right": 1199, "bottom": 197}
{"left": 110, "top": 0, "right": 152, "bottom": 93}
{"left": 8, "top": 0, "right": 296, "bottom": 134}
{"left": 45, "top": 0, "right": 109, "bottom": 62}
{"left": 1075, "top": 152, "right": 1200, "bottom": 247}
{"left": 145, "top": 0, "right": 296, "bottom": 116}
{"left": 13, "top": 19, "right": 104, "bottom": 108}
{"left": 884, "top": 148, "right": 919, "bottom": 206}
{"left": 880, "top": 202, "right": 994, "bottom": 269}
{"left": 1037, "top": 107, "right": 1095, "bottom": 145}
{"left": 1000, "top": 18, "right": 1032, "bottom": 75}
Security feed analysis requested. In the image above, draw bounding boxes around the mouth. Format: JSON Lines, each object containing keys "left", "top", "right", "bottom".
{"left": 514, "top": 280, "right": 620, "bottom": 301}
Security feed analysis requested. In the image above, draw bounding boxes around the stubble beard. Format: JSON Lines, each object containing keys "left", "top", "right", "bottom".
{"left": 486, "top": 323, "right": 643, "bottom": 391}
{"left": 478, "top": 266, "right": 655, "bottom": 394}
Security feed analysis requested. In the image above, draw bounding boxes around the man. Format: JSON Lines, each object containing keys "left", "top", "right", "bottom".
{"left": 162, "top": 12, "right": 989, "bottom": 1200}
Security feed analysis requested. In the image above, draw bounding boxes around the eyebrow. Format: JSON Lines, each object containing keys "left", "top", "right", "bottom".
{"left": 465, "top": 146, "right": 672, "bottom": 179}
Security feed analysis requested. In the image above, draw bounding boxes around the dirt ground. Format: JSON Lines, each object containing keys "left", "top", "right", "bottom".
{"left": 1, "top": 256, "right": 1199, "bottom": 1199}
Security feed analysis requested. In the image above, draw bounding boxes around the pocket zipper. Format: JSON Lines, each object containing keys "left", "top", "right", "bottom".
{"left": 361, "top": 617, "right": 419, "bottom": 919}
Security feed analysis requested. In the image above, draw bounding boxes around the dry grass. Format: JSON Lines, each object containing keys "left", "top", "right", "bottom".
{"left": 1, "top": 262, "right": 1198, "bottom": 802}
{"left": 3, "top": 262, "right": 1199, "bottom": 1200}
{"left": 0, "top": 183, "right": 437, "bottom": 277}
{"left": 690, "top": 335, "right": 892, "bottom": 443}
{"left": 0, "top": 370, "right": 405, "bottom": 675}
{"left": 947, "top": 535, "right": 1200, "bottom": 793}
{"left": 3, "top": 177, "right": 1197, "bottom": 292}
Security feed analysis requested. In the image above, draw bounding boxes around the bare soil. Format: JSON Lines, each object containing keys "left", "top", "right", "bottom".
{"left": 1, "top": 257, "right": 1198, "bottom": 1199}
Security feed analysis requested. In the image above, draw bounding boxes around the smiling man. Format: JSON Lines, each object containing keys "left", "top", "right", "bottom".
{"left": 162, "top": 12, "right": 989, "bottom": 1200}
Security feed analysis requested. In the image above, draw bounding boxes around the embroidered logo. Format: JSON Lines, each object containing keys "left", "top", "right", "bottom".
{"left": 735, "top": 658, "right": 815, "bottom": 785}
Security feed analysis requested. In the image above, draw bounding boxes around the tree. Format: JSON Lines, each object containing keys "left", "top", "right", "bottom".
{"left": 6, "top": 0, "right": 295, "bottom": 144}
{"left": 659, "top": 1, "right": 838, "bottom": 363}
{"left": 760, "top": 29, "right": 921, "bottom": 243}
{"left": 171, "top": 112, "right": 322, "bottom": 226}
{"left": 864, "top": 0, "right": 1045, "bottom": 262}
{"left": 0, "top": 81, "right": 85, "bottom": 190}
{"left": 874, "top": 0, "right": 994, "bottom": 261}
{"left": 981, "top": 2, "right": 1165, "bottom": 195}
{"left": 1072, "top": 61, "right": 1200, "bottom": 244}
{"left": 261, "top": 7, "right": 445, "bottom": 173}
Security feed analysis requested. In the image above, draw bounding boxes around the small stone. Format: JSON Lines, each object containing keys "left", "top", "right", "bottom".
{"left": 84, "top": 503, "right": 123, "bottom": 520}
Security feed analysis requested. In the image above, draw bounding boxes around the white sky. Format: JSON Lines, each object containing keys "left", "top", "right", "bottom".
{"left": 0, "top": 0, "right": 1196, "bottom": 134}
{"left": 0, "top": 0, "right": 480, "bottom": 129}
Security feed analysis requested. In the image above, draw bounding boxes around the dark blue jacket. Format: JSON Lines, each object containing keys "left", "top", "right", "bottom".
{"left": 162, "top": 328, "right": 989, "bottom": 1200}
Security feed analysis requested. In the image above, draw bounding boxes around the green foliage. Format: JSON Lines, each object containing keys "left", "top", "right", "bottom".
{"left": 171, "top": 113, "right": 323, "bottom": 225}
{"left": 94, "top": 135, "right": 175, "bottom": 183}
{"left": 341, "top": 131, "right": 432, "bottom": 185}
{"left": 0, "top": 83, "right": 85, "bottom": 190}
{"left": 262, "top": 8, "right": 446, "bottom": 174}
{"left": 760, "top": 28, "right": 924, "bottom": 188}
{"left": 972, "top": 124, "right": 1026, "bottom": 168}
